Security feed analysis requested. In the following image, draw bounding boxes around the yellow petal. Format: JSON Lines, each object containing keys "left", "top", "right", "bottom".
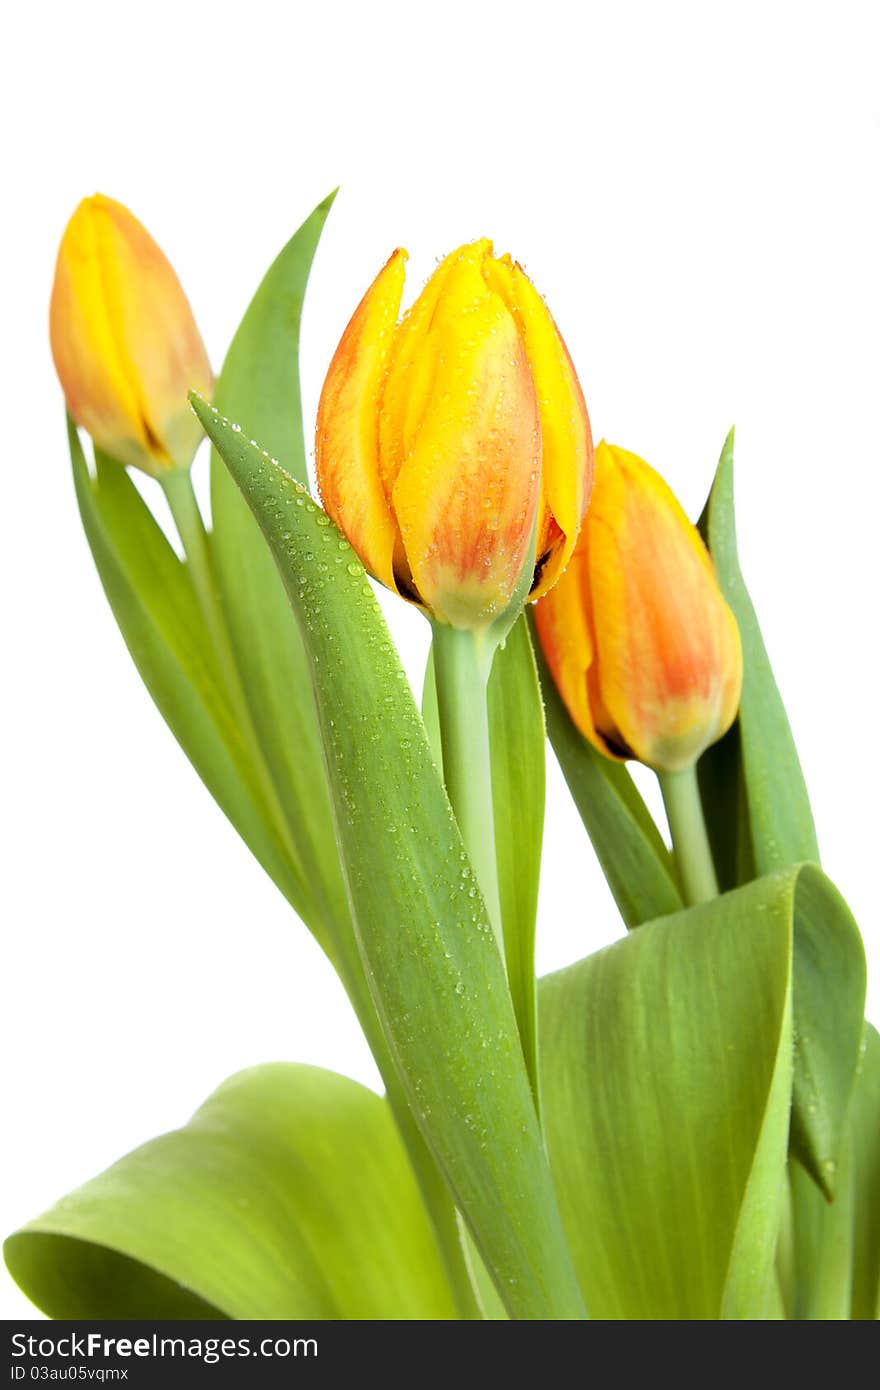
{"left": 387, "top": 245, "right": 541, "bottom": 628}
{"left": 315, "top": 249, "right": 407, "bottom": 593}
{"left": 483, "top": 254, "right": 593, "bottom": 599}
{"left": 587, "top": 443, "right": 743, "bottom": 771}
{"left": 50, "top": 198, "right": 150, "bottom": 469}
{"left": 50, "top": 195, "right": 212, "bottom": 475}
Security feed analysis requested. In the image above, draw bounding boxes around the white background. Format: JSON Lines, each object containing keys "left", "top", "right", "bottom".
{"left": 2, "top": 0, "right": 878, "bottom": 1319}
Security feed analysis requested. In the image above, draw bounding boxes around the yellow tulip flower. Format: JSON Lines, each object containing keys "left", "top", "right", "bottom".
{"left": 534, "top": 441, "right": 742, "bottom": 773}
{"left": 316, "top": 240, "right": 593, "bottom": 631}
{"left": 50, "top": 194, "right": 213, "bottom": 476}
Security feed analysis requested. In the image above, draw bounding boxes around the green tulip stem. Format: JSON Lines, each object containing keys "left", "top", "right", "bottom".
{"left": 161, "top": 470, "right": 234, "bottom": 674}
{"left": 160, "top": 468, "right": 309, "bottom": 891}
{"left": 659, "top": 764, "right": 720, "bottom": 906}
{"left": 431, "top": 622, "right": 505, "bottom": 969}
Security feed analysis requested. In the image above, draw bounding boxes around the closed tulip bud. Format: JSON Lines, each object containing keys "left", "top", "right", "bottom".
{"left": 316, "top": 240, "right": 593, "bottom": 631}
{"left": 50, "top": 194, "right": 213, "bottom": 477}
{"left": 534, "top": 442, "right": 742, "bottom": 773}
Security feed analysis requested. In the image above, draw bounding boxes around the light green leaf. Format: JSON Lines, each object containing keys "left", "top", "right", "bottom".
{"left": 69, "top": 425, "right": 311, "bottom": 924}
{"left": 533, "top": 623, "right": 682, "bottom": 928}
{"left": 697, "top": 427, "right": 820, "bottom": 877}
{"left": 540, "top": 863, "right": 863, "bottom": 1319}
{"left": 196, "top": 398, "right": 585, "bottom": 1321}
{"left": 4, "top": 1065, "right": 457, "bottom": 1320}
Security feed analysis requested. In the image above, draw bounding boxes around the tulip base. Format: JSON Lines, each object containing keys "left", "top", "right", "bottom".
{"left": 659, "top": 764, "right": 720, "bottom": 906}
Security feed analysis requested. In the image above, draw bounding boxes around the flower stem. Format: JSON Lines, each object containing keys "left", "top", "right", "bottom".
{"left": 659, "top": 764, "right": 720, "bottom": 906}
{"left": 431, "top": 622, "right": 505, "bottom": 966}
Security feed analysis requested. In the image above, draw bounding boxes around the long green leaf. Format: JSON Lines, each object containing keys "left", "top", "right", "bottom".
{"left": 195, "top": 397, "right": 585, "bottom": 1321}
{"left": 209, "top": 192, "right": 349, "bottom": 945}
{"left": 4, "top": 1065, "right": 456, "bottom": 1320}
{"left": 69, "top": 425, "right": 312, "bottom": 925}
{"left": 696, "top": 430, "right": 848, "bottom": 1195}
{"left": 697, "top": 427, "right": 820, "bottom": 876}
{"left": 534, "top": 624, "right": 682, "bottom": 928}
{"left": 540, "top": 863, "right": 864, "bottom": 1319}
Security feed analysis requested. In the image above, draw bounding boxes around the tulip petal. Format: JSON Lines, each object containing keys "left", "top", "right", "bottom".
{"left": 92, "top": 197, "right": 213, "bottom": 469}
{"left": 50, "top": 195, "right": 213, "bottom": 475}
{"left": 50, "top": 199, "right": 152, "bottom": 471}
{"left": 589, "top": 443, "right": 743, "bottom": 771}
{"left": 388, "top": 247, "right": 541, "bottom": 628}
{"left": 316, "top": 250, "right": 407, "bottom": 593}
{"left": 484, "top": 255, "right": 593, "bottom": 599}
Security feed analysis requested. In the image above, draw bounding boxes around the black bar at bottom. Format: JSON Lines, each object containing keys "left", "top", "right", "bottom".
{"left": 3, "top": 1318, "right": 559, "bottom": 1385}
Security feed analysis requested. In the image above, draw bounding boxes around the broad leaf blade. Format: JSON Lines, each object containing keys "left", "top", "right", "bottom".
{"left": 197, "top": 399, "right": 585, "bottom": 1321}
{"left": 4, "top": 1065, "right": 456, "bottom": 1320}
{"left": 540, "top": 864, "right": 862, "bottom": 1319}
{"left": 535, "top": 627, "right": 682, "bottom": 928}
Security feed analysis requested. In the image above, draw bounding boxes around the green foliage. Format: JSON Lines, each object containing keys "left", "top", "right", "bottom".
{"left": 4, "top": 1066, "right": 456, "bottom": 1320}
{"left": 195, "top": 396, "right": 585, "bottom": 1320}
{"left": 540, "top": 864, "right": 863, "bottom": 1319}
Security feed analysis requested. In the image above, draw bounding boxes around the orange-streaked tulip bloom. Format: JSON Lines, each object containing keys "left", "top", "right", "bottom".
{"left": 534, "top": 442, "right": 743, "bottom": 773}
{"left": 316, "top": 240, "right": 593, "bottom": 630}
{"left": 50, "top": 194, "right": 213, "bottom": 477}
